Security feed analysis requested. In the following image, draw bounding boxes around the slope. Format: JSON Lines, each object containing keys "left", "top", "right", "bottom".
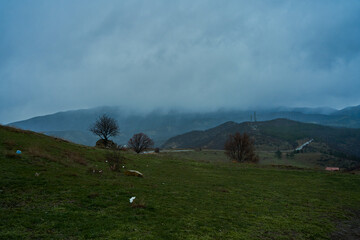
{"left": 1, "top": 125, "right": 360, "bottom": 239}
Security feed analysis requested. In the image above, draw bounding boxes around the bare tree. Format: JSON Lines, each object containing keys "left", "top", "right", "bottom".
{"left": 89, "top": 114, "right": 119, "bottom": 145}
{"left": 224, "top": 132, "right": 258, "bottom": 163}
{"left": 128, "top": 133, "right": 154, "bottom": 154}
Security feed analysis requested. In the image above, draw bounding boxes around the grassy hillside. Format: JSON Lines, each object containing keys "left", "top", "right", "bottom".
{"left": 1, "top": 125, "right": 360, "bottom": 239}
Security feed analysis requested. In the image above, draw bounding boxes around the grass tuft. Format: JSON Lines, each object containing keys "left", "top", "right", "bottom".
{"left": 131, "top": 198, "right": 147, "bottom": 209}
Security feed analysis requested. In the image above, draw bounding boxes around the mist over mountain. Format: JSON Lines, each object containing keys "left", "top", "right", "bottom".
{"left": 2, "top": 1, "right": 360, "bottom": 124}
{"left": 8, "top": 105, "right": 360, "bottom": 146}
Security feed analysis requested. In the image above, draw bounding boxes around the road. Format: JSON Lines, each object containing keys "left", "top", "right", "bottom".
{"left": 295, "top": 139, "right": 314, "bottom": 151}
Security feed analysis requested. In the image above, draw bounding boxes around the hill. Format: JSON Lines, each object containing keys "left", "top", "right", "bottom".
{"left": 1, "top": 125, "right": 360, "bottom": 238}
{"left": 7, "top": 105, "right": 360, "bottom": 146}
{"left": 162, "top": 119, "right": 360, "bottom": 166}
{"left": 333, "top": 105, "right": 360, "bottom": 117}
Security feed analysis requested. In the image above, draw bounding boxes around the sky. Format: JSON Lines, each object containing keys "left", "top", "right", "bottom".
{"left": 1, "top": 0, "right": 360, "bottom": 124}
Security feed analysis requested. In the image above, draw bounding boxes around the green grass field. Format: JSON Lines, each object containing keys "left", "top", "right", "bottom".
{"left": 1, "top": 126, "right": 360, "bottom": 239}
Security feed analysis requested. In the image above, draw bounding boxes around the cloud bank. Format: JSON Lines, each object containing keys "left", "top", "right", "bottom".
{"left": 1, "top": 0, "right": 360, "bottom": 123}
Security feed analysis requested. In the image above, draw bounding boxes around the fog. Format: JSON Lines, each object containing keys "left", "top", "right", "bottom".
{"left": 1, "top": 0, "right": 360, "bottom": 123}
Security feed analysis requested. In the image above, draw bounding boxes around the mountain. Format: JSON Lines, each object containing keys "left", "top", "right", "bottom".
{"left": 332, "top": 105, "right": 360, "bottom": 117}
{"left": 9, "top": 106, "right": 253, "bottom": 146}
{"left": 162, "top": 118, "right": 360, "bottom": 160}
{"left": 8, "top": 105, "right": 360, "bottom": 146}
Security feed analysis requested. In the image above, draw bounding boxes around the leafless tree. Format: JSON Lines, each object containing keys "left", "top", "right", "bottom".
{"left": 89, "top": 114, "right": 119, "bottom": 145}
{"left": 128, "top": 133, "right": 154, "bottom": 154}
{"left": 224, "top": 132, "right": 258, "bottom": 163}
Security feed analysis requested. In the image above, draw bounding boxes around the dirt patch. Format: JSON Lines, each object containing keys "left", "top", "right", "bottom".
{"left": 331, "top": 211, "right": 360, "bottom": 240}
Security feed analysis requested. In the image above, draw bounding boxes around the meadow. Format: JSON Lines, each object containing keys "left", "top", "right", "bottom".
{"left": 1, "top": 125, "right": 360, "bottom": 239}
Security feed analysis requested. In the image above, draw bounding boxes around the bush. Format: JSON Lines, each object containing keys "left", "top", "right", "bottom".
{"left": 128, "top": 133, "right": 154, "bottom": 154}
{"left": 106, "top": 151, "right": 126, "bottom": 172}
{"left": 154, "top": 148, "right": 160, "bottom": 153}
{"left": 224, "top": 132, "right": 258, "bottom": 163}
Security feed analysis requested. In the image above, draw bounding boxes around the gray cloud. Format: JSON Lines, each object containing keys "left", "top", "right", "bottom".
{"left": 1, "top": 0, "right": 360, "bottom": 123}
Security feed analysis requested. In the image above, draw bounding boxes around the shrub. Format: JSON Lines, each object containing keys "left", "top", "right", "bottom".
{"left": 106, "top": 151, "right": 126, "bottom": 172}
{"left": 224, "top": 132, "right": 258, "bottom": 163}
{"left": 128, "top": 133, "right": 154, "bottom": 154}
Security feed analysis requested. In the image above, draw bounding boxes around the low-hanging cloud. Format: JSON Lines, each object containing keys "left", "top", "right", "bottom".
{"left": 1, "top": 0, "right": 360, "bottom": 123}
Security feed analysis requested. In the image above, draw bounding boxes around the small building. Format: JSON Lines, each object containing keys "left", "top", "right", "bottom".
{"left": 325, "top": 167, "right": 340, "bottom": 171}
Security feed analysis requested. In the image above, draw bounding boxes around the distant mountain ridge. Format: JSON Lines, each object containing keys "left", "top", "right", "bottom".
{"left": 8, "top": 105, "right": 360, "bottom": 146}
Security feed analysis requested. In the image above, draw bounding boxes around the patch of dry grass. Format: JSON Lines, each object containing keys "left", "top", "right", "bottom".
{"left": 130, "top": 198, "right": 147, "bottom": 209}
{"left": 64, "top": 151, "right": 88, "bottom": 166}
{"left": 27, "top": 146, "right": 58, "bottom": 162}
{"left": 4, "top": 151, "right": 21, "bottom": 159}
{"left": 2, "top": 140, "right": 18, "bottom": 150}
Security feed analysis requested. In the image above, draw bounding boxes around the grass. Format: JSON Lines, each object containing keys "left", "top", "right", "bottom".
{"left": 164, "top": 149, "right": 339, "bottom": 169}
{"left": 1, "top": 125, "right": 360, "bottom": 239}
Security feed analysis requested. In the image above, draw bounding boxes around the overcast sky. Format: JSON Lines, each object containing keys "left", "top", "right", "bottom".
{"left": 1, "top": 0, "right": 360, "bottom": 123}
